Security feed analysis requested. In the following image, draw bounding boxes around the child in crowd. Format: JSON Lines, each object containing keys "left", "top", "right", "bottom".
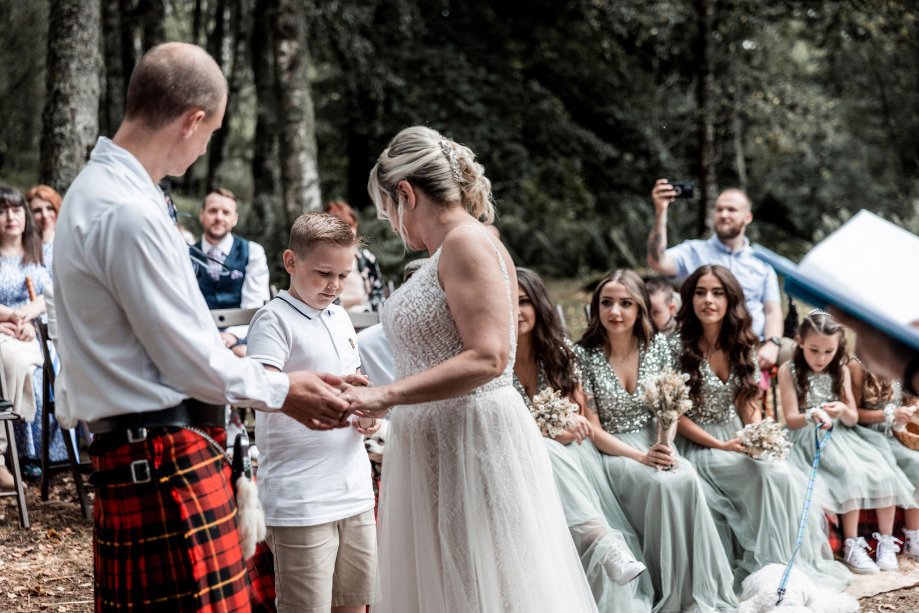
{"left": 247, "top": 213, "right": 382, "bottom": 613}
{"left": 849, "top": 357, "right": 919, "bottom": 558}
{"left": 779, "top": 311, "right": 915, "bottom": 574}
{"left": 644, "top": 276, "right": 678, "bottom": 337}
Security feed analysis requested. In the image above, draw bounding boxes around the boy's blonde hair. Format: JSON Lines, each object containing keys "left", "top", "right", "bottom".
{"left": 288, "top": 212, "right": 360, "bottom": 258}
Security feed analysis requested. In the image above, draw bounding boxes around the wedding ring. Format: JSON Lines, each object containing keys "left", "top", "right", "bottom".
{"left": 371, "top": 418, "right": 377, "bottom": 427}
{"left": 345, "top": 394, "right": 353, "bottom": 403}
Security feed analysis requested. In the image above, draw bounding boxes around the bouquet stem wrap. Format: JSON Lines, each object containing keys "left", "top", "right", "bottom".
{"left": 641, "top": 370, "right": 693, "bottom": 472}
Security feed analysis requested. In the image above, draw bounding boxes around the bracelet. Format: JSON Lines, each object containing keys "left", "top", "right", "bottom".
{"left": 883, "top": 403, "right": 900, "bottom": 436}
{"left": 804, "top": 408, "right": 817, "bottom": 425}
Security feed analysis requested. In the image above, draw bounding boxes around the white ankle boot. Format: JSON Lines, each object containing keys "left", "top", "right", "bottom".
{"left": 844, "top": 537, "right": 879, "bottom": 574}
{"left": 604, "top": 544, "right": 646, "bottom": 585}
{"left": 874, "top": 532, "right": 902, "bottom": 571}
{"left": 903, "top": 528, "right": 919, "bottom": 561}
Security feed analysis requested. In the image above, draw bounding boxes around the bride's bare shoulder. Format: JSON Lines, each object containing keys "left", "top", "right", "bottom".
{"left": 441, "top": 223, "right": 511, "bottom": 263}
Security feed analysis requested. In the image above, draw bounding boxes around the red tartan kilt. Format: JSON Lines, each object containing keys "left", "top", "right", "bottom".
{"left": 92, "top": 427, "right": 251, "bottom": 613}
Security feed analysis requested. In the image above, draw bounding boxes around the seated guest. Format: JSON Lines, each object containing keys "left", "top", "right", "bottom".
{"left": 513, "top": 267, "right": 650, "bottom": 612}
{"left": 324, "top": 201, "right": 384, "bottom": 311}
{"left": 25, "top": 185, "right": 61, "bottom": 248}
{"left": 193, "top": 188, "right": 269, "bottom": 357}
{"left": 643, "top": 276, "right": 678, "bottom": 337}
{"left": 0, "top": 186, "right": 66, "bottom": 479}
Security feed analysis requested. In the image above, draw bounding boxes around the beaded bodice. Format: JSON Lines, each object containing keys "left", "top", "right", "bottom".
{"left": 382, "top": 232, "right": 515, "bottom": 395}
{"left": 788, "top": 362, "right": 837, "bottom": 410}
{"left": 512, "top": 364, "right": 547, "bottom": 411}
{"left": 687, "top": 360, "right": 741, "bottom": 425}
{"left": 576, "top": 334, "right": 672, "bottom": 434}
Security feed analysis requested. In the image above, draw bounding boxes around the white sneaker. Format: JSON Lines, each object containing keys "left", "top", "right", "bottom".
{"left": 604, "top": 544, "right": 646, "bottom": 585}
{"left": 903, "top": 528, "right": 919, "bottom": 561}
{"left": 844, "top": 537, "right": 880, "bottom": 574}
{"left": 874, "top": 532, "right": 902, "bottom": 571}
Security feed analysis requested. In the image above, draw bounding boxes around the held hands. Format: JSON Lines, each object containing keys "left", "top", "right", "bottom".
{"left": 821, "top": 402, "right": 846, "bottom": 420}
{"left": 651, "top": 179, "right": 677, "bottom": 215}
{"left": 719, "top": 438, "right": 744, "bottom": 453}
{"left": 282, "top": 371, "right": 352, "bottom": 431}
{"left": 641, "top": 443, "right": 676, "bottom": 469}
{"left": 347, "top": 385, "right": 392, "bottom": 419}
{"left": 808, "top": 408, "right": 832, "bottom": 429}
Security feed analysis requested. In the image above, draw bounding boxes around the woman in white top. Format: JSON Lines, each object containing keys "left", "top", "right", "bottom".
{"left": 347, "top": 126, "right": 597, "bottom": 613}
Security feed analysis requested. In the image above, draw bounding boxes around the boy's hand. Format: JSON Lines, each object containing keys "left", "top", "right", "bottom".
{"left": 342, "top": 373, "right": 371, "bottom": 388}
{"left": 354, "top": 416, "right": 385, "bottom": 436}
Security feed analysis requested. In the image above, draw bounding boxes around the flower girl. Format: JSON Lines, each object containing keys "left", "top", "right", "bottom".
{"left": 673, "top": 266, "right": 849, "bottom": 590}
{"left": 513, "top": 268, "right": 651, "bottom": 612}
{"left": 779, "top": 311, "right": 916, "bottom": 574}
{"left": 574, "top": 269, "right": 737, "bottom": 613}
{"left": 849, "top": 357, "right": 919, "bottom": 558}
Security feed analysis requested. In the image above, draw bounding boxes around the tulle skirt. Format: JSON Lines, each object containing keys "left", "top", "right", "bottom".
{"left": 575, "top": 424, "right": 737, "bottom": 613}
{"left": 788, "top": 422, "right": 916, "bottom": 514}
{"left": 373, "top": 384, "right": 598, "bottom": 613}
{"left": 677, "top": 419, "right": 851, "bottom": 592}
{"left": 545, "top": 437, "right": 653, "bottom": 612}
{"left": 856, "top": 423, "right": 919, "bottom": 503}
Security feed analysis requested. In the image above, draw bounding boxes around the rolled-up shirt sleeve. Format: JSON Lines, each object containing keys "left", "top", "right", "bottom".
{"left": 763, "top": 266, "right": 780, "bottom": 304}
{"left": 665, "top": 243, "right": 693, "bottom": 282}
{"left": 106, "top": 207, "right": 289, "bottom": 411}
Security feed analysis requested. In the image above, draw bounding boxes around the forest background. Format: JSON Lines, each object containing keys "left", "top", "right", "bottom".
{"left": 1, "top": 0, "right": 918, "bottom": 288}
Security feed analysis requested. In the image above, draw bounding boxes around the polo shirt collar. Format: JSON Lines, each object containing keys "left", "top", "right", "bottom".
{"left": 89, "top": 137, "right": 166, "bottom": 216}
{"left": 276, "top": 290, "right": 331, "bottom": 320}
{"left": 707, "top": 233, "right": 751, "bottom": 255}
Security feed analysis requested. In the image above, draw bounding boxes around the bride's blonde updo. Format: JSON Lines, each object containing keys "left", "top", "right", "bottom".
{"left": 368, "top": 126, "right": 494, "bottom": 239}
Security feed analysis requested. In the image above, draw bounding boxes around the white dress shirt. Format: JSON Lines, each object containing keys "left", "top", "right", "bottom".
{"left": 53, "top": 137, "right": 289, "bottom": 425}
{"left": 199, "top": 233, "right": 270, "bottom": 340}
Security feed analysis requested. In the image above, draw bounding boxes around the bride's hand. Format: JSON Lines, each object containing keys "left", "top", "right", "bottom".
{"left": 348, "top": 385, "right": 393, "bottom": 418}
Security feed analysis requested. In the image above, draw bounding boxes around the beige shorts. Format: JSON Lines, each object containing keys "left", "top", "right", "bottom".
{"left": 266, "top": 509, "right": 376, "bottom": 613}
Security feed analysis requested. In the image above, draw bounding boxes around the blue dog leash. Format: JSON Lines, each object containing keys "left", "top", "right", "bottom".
{"left": 776, "top": 423, "right": 833, "bottom": 606}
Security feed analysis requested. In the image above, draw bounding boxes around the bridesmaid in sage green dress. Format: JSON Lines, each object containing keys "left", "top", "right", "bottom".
{"left": 574, "top": 269, "right": 737, "bottom": 613}
{"left": 513, "top": 268, "right": 652, "bottom": 613}
{"left": 779, "top": 312, "right": 915, "bottom": 574}
{"left": 672, "top": 265, "right": 850, "bottom": 591}
{"left": 849, "top": 357, "right": 919, "bottom": 559}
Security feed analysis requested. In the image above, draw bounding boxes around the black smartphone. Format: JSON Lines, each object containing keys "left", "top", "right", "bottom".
{"left": 669, "top": 181, "right": 694, "bottom": 199}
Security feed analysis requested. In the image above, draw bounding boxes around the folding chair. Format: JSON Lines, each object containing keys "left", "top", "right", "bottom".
{"left": 0, "top": 401, "right": 29, "bottom": 528}
{"left": 34, "top": 319, "right": 91, "bottom": 519}
{"left": 211, "top": 308, "right": 260, "bottom": 439}
{"left": 556, "top": 305, "right": 567, "bottom": 331}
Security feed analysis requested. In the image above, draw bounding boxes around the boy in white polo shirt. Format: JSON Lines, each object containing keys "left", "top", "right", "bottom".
{"left": 247, "top": 213, "right": 381, "bottom": 613}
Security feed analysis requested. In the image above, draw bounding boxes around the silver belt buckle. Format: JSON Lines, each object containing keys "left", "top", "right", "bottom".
{"left": 127, "top": 427, "right": 147, "bottom": 443}
{"left": 130, "top": 459, "right": 151, "bottom": 484}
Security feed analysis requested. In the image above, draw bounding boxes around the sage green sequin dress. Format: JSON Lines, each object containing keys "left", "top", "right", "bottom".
{"left": 671, "top": 337, "right": 850, "bottom": 591}
{"left": 575, "top": 334, "right": 737, "bottom": 613}
{"left": 513, "top": 367, "right": 653, "bottom": 613}
{"left": 787, "top": 362, "right": 916, "bottom": 514}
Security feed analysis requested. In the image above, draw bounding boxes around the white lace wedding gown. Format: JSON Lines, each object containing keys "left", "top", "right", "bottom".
{"left": 375, "top": 230, "right": 598, "bottom": 613}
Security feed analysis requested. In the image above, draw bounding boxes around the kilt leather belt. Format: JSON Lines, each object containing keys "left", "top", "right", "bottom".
{"left": 88, "top": 400, "right": 226, "bottom": 488}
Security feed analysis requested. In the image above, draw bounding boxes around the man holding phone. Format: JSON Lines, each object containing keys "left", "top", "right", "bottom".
{"left": 646, "top": 179, "right": 786, "bottom": 369}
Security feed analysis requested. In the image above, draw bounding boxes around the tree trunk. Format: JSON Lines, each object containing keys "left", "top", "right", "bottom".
{"left": 40, "top": 0, "right": 102, "bottom": 195}
{"left": 207, "top": 0, "right": 251, "bottom": 191}
{"left": 249, "top": 0, "right": 284, "bottom": 279}
{"left": 192, "top": 0, "right": 206, "bottom": 46}
{"left": 273, "top": 0, "right": 322, "bottom": 223}
{"left": 101, "top": 0, "right": 124, "bottom": 137}
{"left": 139, "top": 0, "right": 165, "bottom": 51}
{"left": 119, "top": 0, "right": 140, "bottom": 96}
{"left": 696, "top": 0, "right": 718, "bottom": 235}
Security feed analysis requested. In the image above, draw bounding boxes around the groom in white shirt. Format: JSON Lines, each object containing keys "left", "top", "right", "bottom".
{"left": 54, "top": 42, "right": 351, "bottom": 612}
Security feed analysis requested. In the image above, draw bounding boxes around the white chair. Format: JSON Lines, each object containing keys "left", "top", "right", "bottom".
{"left": 211, "top": 307, "right": 261, "bottom": 329}
{"left": 348, "top": 310, "right": 381, "bottom": 332}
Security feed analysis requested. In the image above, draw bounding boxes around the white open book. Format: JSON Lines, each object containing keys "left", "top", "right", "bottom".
{"left": 753, "top": 210, "right": 919, "bottom": 351}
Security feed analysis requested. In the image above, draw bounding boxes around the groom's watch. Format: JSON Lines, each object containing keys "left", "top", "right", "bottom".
{"left": 766, "top": 336, "right": 781, "bottom": 347}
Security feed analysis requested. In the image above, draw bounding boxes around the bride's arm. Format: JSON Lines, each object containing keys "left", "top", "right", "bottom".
{"left": 348, "top": 228, "right": 516, "bottom": 414}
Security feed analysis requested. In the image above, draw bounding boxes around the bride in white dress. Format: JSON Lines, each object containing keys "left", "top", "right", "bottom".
{"left": 347, "top": 126, "right": 597, "bottom": 613}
